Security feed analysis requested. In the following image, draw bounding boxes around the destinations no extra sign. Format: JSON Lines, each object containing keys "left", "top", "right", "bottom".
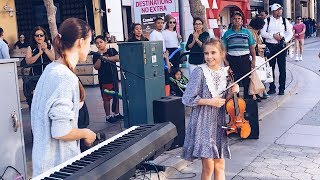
{"left": 133, "top": 0, "right": 177, "bottom": 23}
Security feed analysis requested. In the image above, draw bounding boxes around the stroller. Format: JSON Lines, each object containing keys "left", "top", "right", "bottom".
{"left": 169, "top": 68, "right": 189, "bottom": 97}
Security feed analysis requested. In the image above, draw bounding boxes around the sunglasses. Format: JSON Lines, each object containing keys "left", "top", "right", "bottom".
{"left": 34, "top": 34, "right": 44, "bottom": 38}
{"left": 194, "top": 23, "right": 203, "bottom": 26}
{"left": 297, "top": 18, "right": 302, "bottom": 20}
{"left": 169, "top": 21, "right": 176, "bottom": 24}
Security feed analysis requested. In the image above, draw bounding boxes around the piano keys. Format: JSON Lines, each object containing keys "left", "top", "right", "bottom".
{"left": 32, "top": 122, "right": 177, "bottom": 180}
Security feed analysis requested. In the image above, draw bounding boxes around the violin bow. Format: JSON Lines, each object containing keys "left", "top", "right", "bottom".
{"left": 219, "top": 42, "right": 295, "bottom": 95}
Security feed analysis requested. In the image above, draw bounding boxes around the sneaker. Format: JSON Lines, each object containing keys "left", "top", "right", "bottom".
{"left": 114, "top": 113, "right": 124, "bottom": 120}
{"left": 299, "top": 56, "right": 303, "bottom": 61}
{"left": 106, "top": 115, "right": 118, "bottom": 123}
{"left": 295, "top": 55, "right": 299, "bottom": 61}
{"left": 262, "top": 93, "right": 270, "bottom": 99}
{"left": 267, "top": 89, "right": 276, "bottom": 95}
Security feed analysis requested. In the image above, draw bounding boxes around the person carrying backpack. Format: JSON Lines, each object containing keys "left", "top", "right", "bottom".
{"left": 261, "top": 3, "right": 293, "bottom": 96}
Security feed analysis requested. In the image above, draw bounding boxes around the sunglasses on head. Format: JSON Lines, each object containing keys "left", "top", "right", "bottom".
{"left": 34, "top": 34, "right": 44, "bottom": 38}
{"left": 169, "top": 21, "right": 176, "bottom": 24}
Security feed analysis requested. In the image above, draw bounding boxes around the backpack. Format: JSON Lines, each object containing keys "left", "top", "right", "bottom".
{"left": 266, "top": 17, "right": 287, "bottom": 32}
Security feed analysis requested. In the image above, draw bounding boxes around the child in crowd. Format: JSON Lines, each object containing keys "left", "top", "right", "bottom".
{"left": 182, "top": 38, "right": 239, "bottom": 180}
{"left": 93, "top": 35, "right": 123, "bottom": 123}
{"left": 169, "top": 68, "right": 188, "bottom": 97}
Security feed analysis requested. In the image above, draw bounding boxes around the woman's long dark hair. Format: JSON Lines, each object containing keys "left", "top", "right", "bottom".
{"left": 128, "top": 23, "right": 147, "bottom": 41}
{"left": 53, "top": 18, "right": 92, "bottom": 101}
{"left": 29, "top": 26, "right": 50, "bottom": 49}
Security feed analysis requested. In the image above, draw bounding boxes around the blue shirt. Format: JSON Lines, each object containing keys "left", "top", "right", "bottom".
{"left": 222, "top": 27, "right": 255, "bottom": 56}
{"left": 0, "top": 39, "right": 10, "bottom": 59}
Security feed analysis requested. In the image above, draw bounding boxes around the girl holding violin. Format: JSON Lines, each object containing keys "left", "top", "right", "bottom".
{"left": 182, "top": 38, "right": 239, "bottom": 180}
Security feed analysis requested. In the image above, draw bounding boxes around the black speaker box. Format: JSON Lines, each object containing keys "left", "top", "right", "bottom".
{"left": 153, "top": 96, "right": 185, "bottom": 149}
{"left": 244, "top": 99, "right": 259, "bottom": 139}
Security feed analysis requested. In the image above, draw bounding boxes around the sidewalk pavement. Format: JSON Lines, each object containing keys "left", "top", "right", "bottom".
{"left": 21, "top": 37, "right": 319, "bottom": 179}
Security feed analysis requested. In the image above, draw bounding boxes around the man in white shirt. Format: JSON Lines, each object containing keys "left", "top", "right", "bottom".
{"left": 0, "top": 27, "right": 10, "bottom": 59}
{"left": 261, "top": 3, "right": 293, "bottom": 95}
{"left": 149, "top": 17, "right": 166, "bottom": 52}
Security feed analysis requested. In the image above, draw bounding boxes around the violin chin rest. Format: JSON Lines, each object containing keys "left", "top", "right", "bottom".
{"left": 240, "top": 123, "right": 251, "bottom": 139}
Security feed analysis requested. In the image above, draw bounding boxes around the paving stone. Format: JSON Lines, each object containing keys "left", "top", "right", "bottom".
{"left": 267, "top": 164, "right": 287, "bottom": 170}
{"left": 238, "top": 170, "right": 260, "bottom": 179}
{"left": 269, "top": 144, "right": 287, "bottom": 152}
{"left": 281, "top": 160, "right": 301, "bottom": 166}
{"left": 305, "top": 168, "right": 320, "bottom": 175}
{"left": 250, "top": 161, "right": 269, "bottom": 168}
{"left": 292, "top": 173, "right": 313, "bottom": 180}
{"left": 286, "top": 166, "right": 306, "bottom": 173}
{"left": 260, "top": 153, "right": 279, "bottom": 159}
{"left": 264, "top": 159, "right": 283, "bottom": 165}
{"left": 258, "top": 174, "right": 279, "bottom": 180}
{"left": 231, "top": 175, "right": 244, "bottom": 180}
{"left": 271, "top": 170, "right": 292, "bottom": 177}
{"left": 285, "top": 147, "right": 303, "bottom": 153}
{"left": 272, "top": 150, "right": 290, "bottom": 156}
{"left": 253, "top": 167, "right": 274, "bottom": 174}
{"left": 294, "top": 156, "right": 314, "bottom": 162}
{"left": 308, "top": 154, "right": 320, "bottom": 160}
{"left": 289, "top": 152, "right": 308, "bottom": 158}
{"left": 312, "top": 174, "right": 320, "bottom": 180}
{"left": 245, "top": 166, "right": 256, "bottom": 172}
{"left": 312, "top": 158, "right": 320, "bottom": 164}
{"left": 277, "top": 154, "right": 296, "bottom": 161}
{"left": 299, "top": 162, "right": 319, "bottom": 169}
{"left": 301, "top": 147, "right": 320, "bottom": 154}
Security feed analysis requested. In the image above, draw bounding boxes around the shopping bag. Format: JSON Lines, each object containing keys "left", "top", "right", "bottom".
{"left": 264, "top": 62, "right": 274, "bottom": 83}
{"left": 255, "top": 56, "right": 267, "bottom": 81}
{"left": 249, "top": 71, "right": 265, "bottom": 97}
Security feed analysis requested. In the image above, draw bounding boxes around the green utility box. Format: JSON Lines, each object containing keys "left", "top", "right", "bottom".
{"left": 118, "top": 41, "right": 165, "bottom": 127}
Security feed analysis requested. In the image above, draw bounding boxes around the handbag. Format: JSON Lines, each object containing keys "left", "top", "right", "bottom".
{"left": 264, "top": 62, "right": 274, "bottom": 83}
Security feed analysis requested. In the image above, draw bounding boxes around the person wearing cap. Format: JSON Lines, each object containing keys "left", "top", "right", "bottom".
{"left": 261, "top": 3, "right": 293, "bottom": 96}
{"left": 14, "top": 34, "right": 29, "bottom": 49}
{"left": 222, "top": 11, "right": 256, "bottom": 99}
{"left": 0, "top": 27, "right": 10, "bottom": 59}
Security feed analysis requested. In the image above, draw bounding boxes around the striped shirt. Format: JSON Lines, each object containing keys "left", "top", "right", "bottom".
{"left": 222, "top": 27, "right": 255, "bottom": 56}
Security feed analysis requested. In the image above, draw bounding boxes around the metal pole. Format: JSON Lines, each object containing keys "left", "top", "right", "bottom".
{"left": 178, "top": 0, "right": 185, "bottom": 41}
{"left": 283, "top": 0, "right": 287, "bottom": 17}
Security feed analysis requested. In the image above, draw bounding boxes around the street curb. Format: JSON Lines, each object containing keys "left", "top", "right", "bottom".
{"left": 259, "top": 64, "right": 299, "bottom": 119}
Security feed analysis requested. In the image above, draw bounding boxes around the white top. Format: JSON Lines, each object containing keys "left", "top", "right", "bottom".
{"left": 162, "top": 29, "right": 180, "bottom": 48}
{"left": 261, "top": 16, "right": 293, "bottom": 44}
{"left": 31, "top": 61, "right": 81, "bottom": 177}
{"left": 200, "top": 64, "right": 229, "bottom": 98}
{"left": 0, "top": 39, "right": 10, "bottom": 59}
{"left": 149, "top": 30, "right": 166, "bottom": 52}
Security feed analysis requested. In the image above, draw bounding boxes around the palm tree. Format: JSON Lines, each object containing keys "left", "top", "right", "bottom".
{"left": 43, "top": 0, "right": 58, "bottom": 40}
{"left": 188, "top": 0, "right": 207, "bottom": 29}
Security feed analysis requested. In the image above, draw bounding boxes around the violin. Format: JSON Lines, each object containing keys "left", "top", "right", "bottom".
{"left": 225, "top": 71, "right": 251, "bottom": 139}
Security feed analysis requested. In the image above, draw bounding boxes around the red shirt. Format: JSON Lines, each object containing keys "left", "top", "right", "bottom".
{"left": 293, "top": 23, "right": 306, "bottom": 39}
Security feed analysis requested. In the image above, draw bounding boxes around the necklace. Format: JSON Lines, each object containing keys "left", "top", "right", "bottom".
{"left": 207, "top": 67, "right": 222, "bottom": 91}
